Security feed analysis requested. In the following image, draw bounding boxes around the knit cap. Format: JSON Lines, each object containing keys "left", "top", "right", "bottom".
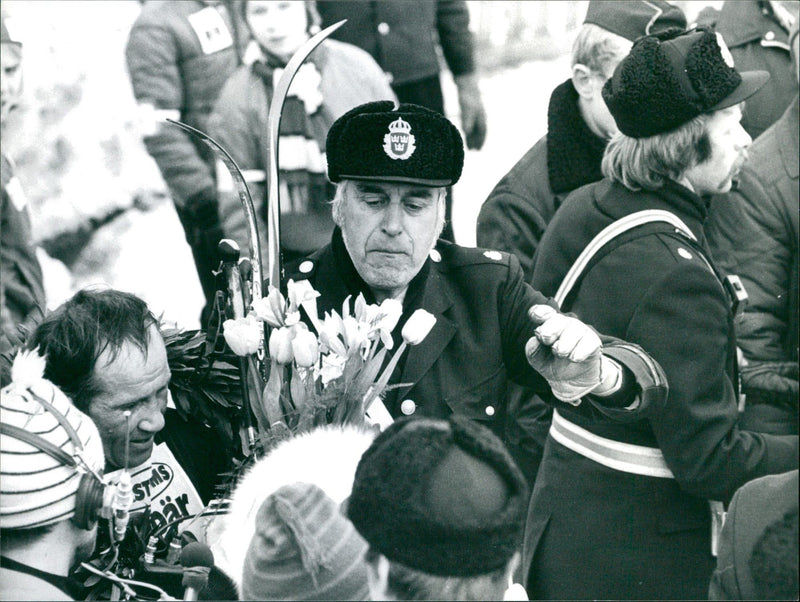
{"left": 584, "top": 0, "right": 687, "bottom": 42}
{"left": 0, "top": 350, "right": 104, "bottom": 529}
{"left": 326, "top": 101, "right": 464, "bottom": 186}
{"left": 603, "top": 27, "right": 770, "bottom": 137}
{"left": 241, "top": 482, "right": 369, "bottom": 601}
{"left": 347, "top": 415, "right": 529, "bottom": 577}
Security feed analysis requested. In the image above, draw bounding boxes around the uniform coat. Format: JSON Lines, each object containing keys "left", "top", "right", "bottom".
{"left": 715, "top": 0, "right": 796, "bottom": 139}
{"left": 706, "top": 97, "right": 799, "bottom": 434}
{"left": 525, "top": 178, "right": 799, "bottom": 600}
{"left": 286, "top": 229, "right": 661, "bottom": 475}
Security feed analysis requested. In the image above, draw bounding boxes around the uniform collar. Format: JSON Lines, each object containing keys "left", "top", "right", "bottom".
{"left": 546, "top": 79, "right": 607, "bottom": 195}
{"left": 597, "top": 179, "right": 710, "bottom": 242}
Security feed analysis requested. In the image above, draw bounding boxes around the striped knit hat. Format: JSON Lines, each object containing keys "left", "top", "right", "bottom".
{"left": 241, "top": 482, "right": 369, "bottom": 601}
{"left": 0, "top": 350, "right": 104, "bottom": 530}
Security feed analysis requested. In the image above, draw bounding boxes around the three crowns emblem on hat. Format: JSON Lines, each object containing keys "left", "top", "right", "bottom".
{"left": 383, "top": 116, "right": 416, "bottom": 160}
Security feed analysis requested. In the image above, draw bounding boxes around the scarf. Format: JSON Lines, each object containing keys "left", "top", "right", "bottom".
{"left": 250, "top": 43, "right": 334, "bottom": 252}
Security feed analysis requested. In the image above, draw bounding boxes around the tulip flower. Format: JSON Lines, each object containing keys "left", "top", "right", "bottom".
{"left": 223, "top": 313, "right": 262, "bottom": 356}
{"left": 401, "top": 310, "right": 437, "bottom": 345}
{"left": 317, "top": 352, "right": 346, "bottom": 385}
{"left": 291, "top": 328, "right": 319, "bottom": 368}
{"left": 269, "top": 326, "right": 294, "bottom": 364}
{"left": 252, "top": 286, "right": 286, "bottom": 328}
{"left": 370, "top": 298, "right": 402, "bottom": 349}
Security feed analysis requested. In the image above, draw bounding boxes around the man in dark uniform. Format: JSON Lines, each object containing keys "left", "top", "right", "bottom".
{"left": 317, "top": 0, "right": 488, "bottom": 242}
{"left": 285, "top": 100, "right": 667, "bottom": 477}
{"left": 525, "top": 29, "right": 799, "bottom": 600}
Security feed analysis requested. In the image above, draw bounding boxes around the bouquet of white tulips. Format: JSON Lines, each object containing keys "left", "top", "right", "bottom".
{"left": 221, "top": 279, "right": 436, "bottom": 446}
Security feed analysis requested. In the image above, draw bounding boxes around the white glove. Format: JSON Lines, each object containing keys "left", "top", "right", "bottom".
{"left": 525, "top": 305, "right": 603, "bottom": 404}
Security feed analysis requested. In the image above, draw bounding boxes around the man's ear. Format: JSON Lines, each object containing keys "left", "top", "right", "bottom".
{"left": 366, "top": 553, "right": 391, "bottom": 601}
{"left": 571, "top": 63, "right": 596, "bottom": 99}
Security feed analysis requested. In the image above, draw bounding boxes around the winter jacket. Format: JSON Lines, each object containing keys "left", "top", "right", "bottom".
{"left": 476, "top": 79, "right": 607, "bottom": 280}
{"left": 525, "top": 178, "right": 799, "bottom": 600}
{"left": 706, "top": 96, "right": 799, "bottom": 433}
{"left": 207, "top": 40, "right": 394, "bottom": 259}
{"left": 316, "top": 0, "right": 475, "bottom": 86}
{"left": 125, "top": 0, "right": 248, "bottom": 207}
{"left": 1, "top": 154, "right": 44, "bottom": 353}
{"left": 715, "top": 0, "right": 796, "bottom": 139}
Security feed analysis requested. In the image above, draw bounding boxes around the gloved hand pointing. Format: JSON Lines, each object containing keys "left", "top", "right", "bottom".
{"left": 525, "top": 304, "right": 604, "bottom": 404}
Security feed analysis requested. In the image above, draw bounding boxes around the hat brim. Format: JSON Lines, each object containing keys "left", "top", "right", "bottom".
{"left": 338, "top": 174, "right": 453, "bottom": 187}
{"left": 711, "top": 70, "right": 770, "bottom": 112}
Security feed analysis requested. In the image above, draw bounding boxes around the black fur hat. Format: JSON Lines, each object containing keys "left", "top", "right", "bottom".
{"left": 347, "top": 415, "right": 528, "bottom": 577}
{"left": 603, "top": 28, "right": 770, "bottom": 137}
{"left": 326, "top": 101, "right": 464, "bottom": 187}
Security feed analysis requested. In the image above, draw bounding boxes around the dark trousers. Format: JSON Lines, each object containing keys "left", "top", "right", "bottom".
{"left": 175, "top": 204, "right": 221, "bottom": 328}
{"left": 392, "top": 75, "right": 456, "bottom": 243}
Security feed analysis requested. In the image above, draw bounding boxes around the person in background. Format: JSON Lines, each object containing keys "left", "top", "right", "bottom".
{"left": 125, "top": 1, "right": 249, "bottom": 327}
{"left": 475, "top": 0, "right": 686, "bottom": 482}
{"left": 699, "top": 0, "right": 799, "bottom": 139}
{"left": 25, "top": 288, "right": 229, "bottom": 531}
{"left": 207, "top": 0, "right": 395, "bottom": 265}
{"left": 705, "top": 19, "right": 799, "bottom": 436}
{"left": 477, "top": 1, "right": 686, "bottom": 279}
{"left": 709, "top": 470, "right": 798, "bottom": 600}
{"left": 526, "top": 28, "right": 799, "bottom": 600}
{"left": 1, "top": 13, "right": 45, "bottom": 363}
{"left": 0, "top": 351, "right": 106, "bottom": 601}
{"left": 317, "top": 0, "right": 488, "bottom": 242}
{"left": 348, "top": 416, "right": 529, "bottom": 601}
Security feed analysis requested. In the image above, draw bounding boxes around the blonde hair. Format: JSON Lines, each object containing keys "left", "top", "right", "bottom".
{"left": 571, "top": 23, "right": 632, "bottom": 78}
{"left": 601, "top": 113, "right": 712, "bottom": 191}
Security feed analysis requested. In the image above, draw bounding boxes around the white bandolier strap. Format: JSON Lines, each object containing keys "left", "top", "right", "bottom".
{"left": 550, "top": 409, "right": 675, "bottom": 478}
{"left": 555, "top": 210, "right": 696, "bottom": 307}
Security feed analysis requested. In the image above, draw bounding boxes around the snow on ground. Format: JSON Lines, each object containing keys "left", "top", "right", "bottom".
{"left": 40, "top": 55, "right": 572, "bottom": 330}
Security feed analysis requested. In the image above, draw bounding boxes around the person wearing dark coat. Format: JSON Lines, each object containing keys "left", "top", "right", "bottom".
{"left": 317, "top": 0, "right": 488, "bottom": 243}
{"left": 706, "top": 22, "right": 799, "bottom": 436}
{"left": 125, "top": 1, "right": 249, "bottom": 326}
{"left": 524, "top": 29, "right": 799, "bottom": 600}
{"left": 477, "top": 0, "right": 687, "bottom": 279}
{"left": 0, "top": 16, "right": 45, "bottom": 365}
{"left": 284, "top": 101, "right": 668, "bottom": 479}
{"left": 475, "top": 0, "right": 686, "bottom": 483}
{"left": 709, "top": 0, "right": 799, "bottom": 140}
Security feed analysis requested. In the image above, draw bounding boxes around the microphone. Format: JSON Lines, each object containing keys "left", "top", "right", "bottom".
{"left": 180, "top": 542, "right": 214, "bottom": 601}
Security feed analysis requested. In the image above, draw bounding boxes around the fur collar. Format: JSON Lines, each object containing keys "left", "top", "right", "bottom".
{"left": 546, "top": 79, "right": 608, "bottom": 195}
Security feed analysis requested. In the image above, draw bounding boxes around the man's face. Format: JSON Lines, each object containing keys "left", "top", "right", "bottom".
{"left": 0, "top": 42, "right": 23, "bottom": 125}
{"left": 337, "top": 181, "right": 444, "bottom": 301}
{"left": 684, "top": 105, "right": 751, "bottom": 196}
{"left": 87, "top": 325, "right": 171, "bottom": 470}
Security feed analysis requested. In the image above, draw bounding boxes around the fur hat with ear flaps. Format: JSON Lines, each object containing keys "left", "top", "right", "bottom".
{"left": 602, "top": 28, "right": 770, "bottom": 138}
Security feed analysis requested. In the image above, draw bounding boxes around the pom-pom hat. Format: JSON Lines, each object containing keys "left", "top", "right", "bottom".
{"left": 326, "top": 101, "right": 464, "bottom": 187}
{"left": 583, "top": 0, "right": 687, "bottom": 42}
{"left": 603, "top": 28, "right": 770, "bottom": 138}
{"left": 241, "top": 482, "right": 369, "bottom": 601}
{"left": 347, "top": 416, "right": 528, "bottom": 577}
{"left": 0, "top": 350, "right": 104, "bottom": 529}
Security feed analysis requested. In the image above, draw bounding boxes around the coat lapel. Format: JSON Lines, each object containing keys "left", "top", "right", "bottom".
{"left": 394, "top": 264, "right": 457, "bottom": 401}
